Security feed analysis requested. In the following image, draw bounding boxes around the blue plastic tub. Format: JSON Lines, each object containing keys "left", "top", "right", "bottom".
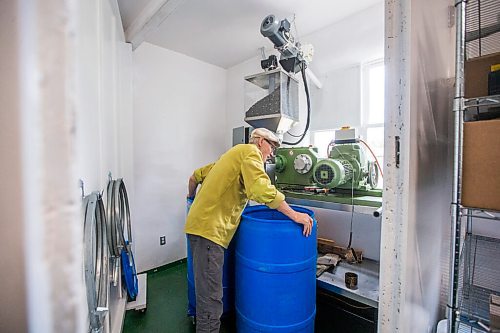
{"left": 234, "top": 205, "right": 317, "bottom": 332}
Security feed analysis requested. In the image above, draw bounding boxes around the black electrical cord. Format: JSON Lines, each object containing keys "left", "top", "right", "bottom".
{"left": 283, "top": 62, "right": 311, "bottom": 145}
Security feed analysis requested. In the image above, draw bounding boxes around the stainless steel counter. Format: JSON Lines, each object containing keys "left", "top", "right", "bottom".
{"left": 317, "top": 259, "right": 379, "bottom": 308}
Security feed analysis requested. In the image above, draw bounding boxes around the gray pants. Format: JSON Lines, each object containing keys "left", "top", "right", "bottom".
{"left": 188, "top": 234, "right": 225, "bottom": 333}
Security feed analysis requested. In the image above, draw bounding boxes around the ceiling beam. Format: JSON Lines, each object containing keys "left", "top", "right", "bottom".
{"left": 125, "top": 0, "right": 187, "bottom": 50}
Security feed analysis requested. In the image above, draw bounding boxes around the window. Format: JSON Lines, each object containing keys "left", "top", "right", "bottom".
{"left": 361, "top": 60, "right": 385, "bottom": 184}
{"left": 312, "top": 130, "right": 335, "bottom": 157}
{"left": 311, "top": 60, "right": 385, "bottom": 188}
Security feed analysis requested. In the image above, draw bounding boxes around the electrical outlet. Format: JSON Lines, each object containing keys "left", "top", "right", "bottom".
{"left": 160, "top": 236, "right": 166, "bottom": 246}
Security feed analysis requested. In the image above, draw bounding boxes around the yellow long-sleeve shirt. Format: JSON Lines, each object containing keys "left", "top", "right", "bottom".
{"left": 184, "top": 144, "right": 285, "bottom": 248}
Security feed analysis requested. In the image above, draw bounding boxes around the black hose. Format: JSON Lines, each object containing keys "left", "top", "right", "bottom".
{"left": 283, "top": 62, "right": 311, "bottom": 145}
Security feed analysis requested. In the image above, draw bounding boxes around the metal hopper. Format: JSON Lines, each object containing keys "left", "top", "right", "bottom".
{"left": 244, "top": 68, "right": 299, "bottom": 134}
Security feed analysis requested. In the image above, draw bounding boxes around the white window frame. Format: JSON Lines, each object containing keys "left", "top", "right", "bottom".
{"left": 360, "top": 59, "right": 385, "bottom": 188}
{"left": 311, "top": 129, "right": 336, "bottom": 157}
{"left": 360, "top": 59, "right": 385, "bottom": 140}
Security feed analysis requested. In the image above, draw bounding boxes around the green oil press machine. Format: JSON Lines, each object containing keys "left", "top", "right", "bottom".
{"left": 274, "top": 128, "right": 382, "bottom": 208}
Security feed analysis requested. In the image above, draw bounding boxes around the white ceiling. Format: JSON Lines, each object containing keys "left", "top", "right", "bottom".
{"left": 117, "top": 0, "right": 382, "bottom": 70}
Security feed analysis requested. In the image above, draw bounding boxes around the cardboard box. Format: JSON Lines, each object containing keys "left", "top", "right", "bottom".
{"left": 462, "top": 119, "right": 500, "bottom": 211}
{"left": 465, "top": 52, "right": 500, "bottom": 98}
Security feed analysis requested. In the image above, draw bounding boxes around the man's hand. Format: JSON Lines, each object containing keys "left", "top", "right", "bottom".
{"left": 292, "top": 211, "right": 313, "bottom": 237}
{"left": 276, "top": 200, "right": 314, "bottom": 237}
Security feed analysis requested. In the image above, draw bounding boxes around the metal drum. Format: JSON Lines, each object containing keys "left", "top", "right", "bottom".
{"left": 235, "top": 205, "right": 317, "bottom": 332}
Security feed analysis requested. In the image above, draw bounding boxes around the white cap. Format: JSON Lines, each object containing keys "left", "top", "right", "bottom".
{"left": 250, "top": 128, "right": 281, "bottom": 147}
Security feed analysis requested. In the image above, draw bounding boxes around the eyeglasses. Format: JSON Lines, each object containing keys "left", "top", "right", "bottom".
{"left": 264, "top": 138, "right": 277, "bottom": 153}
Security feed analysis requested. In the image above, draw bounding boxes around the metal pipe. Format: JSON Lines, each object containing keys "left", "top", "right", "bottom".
{"left": 466, "top": 209, "right": 473, "bottom": 235}
{"left": 466, "top": 214, "right": 500, "bottom": 221}
{"left": 447, "top": 1, "right": 467, "bottom": 332}
{"left": 463, "top": 210, "right": 472, "bottom": 299}
{"left": 466, "top": 22, "right": 500, "bottom": 42}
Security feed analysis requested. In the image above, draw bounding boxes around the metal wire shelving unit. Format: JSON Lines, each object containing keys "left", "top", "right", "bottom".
{"left": 448, "top": 1, "right": 500, "bottom": 332}
{"left": 457, "top": 226, "right": 500, "bottom": 332}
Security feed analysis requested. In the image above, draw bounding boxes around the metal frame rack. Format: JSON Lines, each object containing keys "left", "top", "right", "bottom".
{"left": 448, "top": 1, "right": 500, "bottom": 332}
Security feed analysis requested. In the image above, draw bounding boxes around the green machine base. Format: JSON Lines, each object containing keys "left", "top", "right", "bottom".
{"left": 280, "top": 187, "right": 382, "bottom": 208}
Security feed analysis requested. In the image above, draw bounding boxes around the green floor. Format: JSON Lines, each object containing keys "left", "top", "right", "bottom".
{"left": 123, "top": 260, "right": 235, "bottom": 333}
{"left": 122, "top": 261, "right": 340, "bottom": 333}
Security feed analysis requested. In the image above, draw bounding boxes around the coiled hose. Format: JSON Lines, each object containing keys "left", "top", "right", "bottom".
{"left": 83, "top": 192, "right": 109, "bottom": 332}
{"left": 106, "top": 178, "right": 137, "bottom": 300}
{"left": 106, "top": 178, "right": 132, "bottom": 256}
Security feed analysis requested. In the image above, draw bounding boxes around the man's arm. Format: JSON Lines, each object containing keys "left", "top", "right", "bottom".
{"left": 275, "top": 200, "right": 314, "bottom": 237}
{"left": 187, "top": 162, "right": 215, "bottom": 199}
{"left": 240, "top": 150, "right": 284, "bottom": 208}
{"left": 187, "top": 174, "right": 198, "bottom": 199}
{"left": 240, "top": 150, "right": 313, "bottom": 237}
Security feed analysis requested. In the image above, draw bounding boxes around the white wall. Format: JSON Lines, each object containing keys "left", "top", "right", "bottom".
{"left": 1, "top": 0, "right": 132, "bottom": 330}
{"left": 0, "top": 0, "right": 133, "bottom": 331}
{"left": 76, "top": 0, "right": 133, "bottom": 192}
{"left": 309, "top": 65, "right": 362, "bottom": 131}
{"left": 307, "top": 3, "right": 384, "bottom": 75}
{"left": 132, "top": 42, "right": 227, "bottom": 272}
{"left": 311, "top": 208, "right": 382, "bottom": 260}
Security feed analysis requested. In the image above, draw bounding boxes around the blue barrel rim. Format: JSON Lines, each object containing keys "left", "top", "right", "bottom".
{"left": 241, "top": 205, "right": 315, "bottom": 224}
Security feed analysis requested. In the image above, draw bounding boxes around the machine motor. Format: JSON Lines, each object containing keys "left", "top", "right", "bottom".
{"left": 275, "top": 128, "right": 379, "bottom": 192}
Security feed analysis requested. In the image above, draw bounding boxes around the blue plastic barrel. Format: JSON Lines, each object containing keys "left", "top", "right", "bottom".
{"left": 235, "top": 205, "right": 317, "bottom": 332}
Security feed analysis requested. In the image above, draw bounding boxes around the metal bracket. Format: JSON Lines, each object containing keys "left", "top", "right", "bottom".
{"left": 395, "top": 136, "right": 401, "bottom": 168}
{"left": 113, "top": 257, "right": 120, "bottom": 287}
{"left": 95, "top": 307, "right": 109, "bottom": 315}
{"left": 79, "top": 179, "right": 85, "bottom": 198}
{"left": 259, "top": 46, "right": 266, "bottom": 60}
